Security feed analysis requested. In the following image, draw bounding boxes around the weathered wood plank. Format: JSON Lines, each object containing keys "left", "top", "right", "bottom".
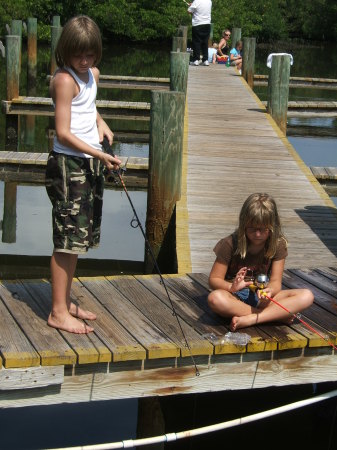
{"left": 107, "top": 276, "right": 213, "bottom": 357}
{"left": 79, "top": 277, "right": 180, "bottom": 359}
{"left": 0, "top": 365, "right": 64, "bottom": 390}
{"left": 22, "top": 279, "right": 111, "bottom": 364}
{"left": 0, "top": 295, "right": 40, "bottom": 368}
{"left": 70, "top": 279, "right": 146, "bottom": 362}
{"left": 0, "top": 281, "right": 76, "bottom": 366}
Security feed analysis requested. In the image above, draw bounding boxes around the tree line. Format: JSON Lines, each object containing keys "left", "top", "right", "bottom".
{"left": 1, "top": 0, "right": 337, "bottom": 43}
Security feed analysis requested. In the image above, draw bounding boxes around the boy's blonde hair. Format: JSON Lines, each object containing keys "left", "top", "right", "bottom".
{"left": 55, "top": 16, "right": 102, "bottom": 68}
{"left": 213, "top": 42, "right": 219, "bottom": 49}
{"left": 236, "top": 193, "right": 287, "bottom": 259}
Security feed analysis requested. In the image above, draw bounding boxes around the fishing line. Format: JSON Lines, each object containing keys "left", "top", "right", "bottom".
{"left": 102, "top": 137, "right": 200, "bottom": 376}
{"left": 260, "top": 291, "right": 337, "bottom": 351}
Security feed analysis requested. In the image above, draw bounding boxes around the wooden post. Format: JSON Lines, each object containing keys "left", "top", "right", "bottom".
{"left": 267, "top": 54, "right": 291, "bottom": 134}
{"left": 10, "top": 19, "right": 22, "bottom": 73}
{"left": 137, "top": 397, "right": 165, "bottom": 450}
{"left": 242, "top": 37, "right": 256, "bottom": 88}
{"left": 50, "top": 25, "right": 62, "bottom": 74}
{"left": 2, "top": 182, "right": 17, "bottom": 243}
{"left": 170, "top": 51, "right": 190, "bottom": 94}
{"left": 5, "top": 35, "right": 20, "bottom": 151}
{"left": 172, "top": 36, "right": 184, "bottom": 52}
{"left": 145, "top": 90, "right": 185, "bottom": 274}
{"left": 25, "top": 18, "right": 37, "bottom": 147}
{"left": 231, "top": 27, "right": 241, "bottom": 48}
{"left": 177, "top": 25, "right": 188, "bottom": 52}
{"left": 52, "top": 16, "right": 61, "bottom": 27}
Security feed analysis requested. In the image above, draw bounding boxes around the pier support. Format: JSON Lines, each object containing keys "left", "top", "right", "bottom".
{"left": 5, "top": 35, "right": 20, "bottom": 151}
{"left": 170, "top": 51, "right": 190, "bottom": 93}
{"left": 177, "top": 25, "right": 188, "bottom": 52}
{"left": 2, "top": 182, "right": 17, "bottom": 243}
{"left": 145, "top": 90, "right": 185, "bottom": 274}
{"left": 242, "top": 37, "right": 256, "bottom": 88}
{"left": 267, "top": 54, "right": 291, "bottom": 134}
{"left": 172, "top": 36, "right": 184, "bottom": 53}
{"left": 231, "top": 27, "right": 241, "bottom": 47}
{"left": 50, "top": 25, "right": 62, "bottom": 75}
{"left": 25, "top": 18, "right": 37, "bottom": 148}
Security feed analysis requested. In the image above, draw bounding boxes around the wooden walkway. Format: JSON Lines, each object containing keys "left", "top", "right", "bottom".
{"left": 176, "top": 64, "right": 337, "bottom": 274}
{"left": 1, "top": 269, "right": 337, "bottom": 407}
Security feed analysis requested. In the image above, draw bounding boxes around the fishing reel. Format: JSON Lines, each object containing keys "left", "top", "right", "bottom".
{"left": 249, "top": 273, "right": 269, "bottom": 291}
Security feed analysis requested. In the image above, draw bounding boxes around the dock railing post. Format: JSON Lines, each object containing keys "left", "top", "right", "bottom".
{"left": 242, "top": 37, "right": 256, "bottom": 88}
{"left": 25, "top": 17, "right": 37, "bottom": 147}
{"left": 50, "top": 24, "right": 62, "bottom": 75}
{"left": 267, "top": 54, "right": 291, "bottom": 134}
{"left": 145, "top": 90, "right": 185, "bottom": 274}
{"left": 231, "top": 27, "right": 241, "bottom": 48}
{"left": 177, "top": 25, "right": 188, "bottom": 52}
{"left": 5, "top": 35, "right": 20, "bottom": 151}
{"left": 170, "top": 51, "right": 190, "bottom": 95}
{"left": 10, "top": 19, "right": 22, "bottom": 73}
{"left": 2, "top": 182, "right": 17, "bottom": 243}
{"left": 172, "top": 36, "right": 184, "bottom": 52}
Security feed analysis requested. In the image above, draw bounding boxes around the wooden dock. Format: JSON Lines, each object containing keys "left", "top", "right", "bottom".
{"left": 1, "top": 65, "right": 337, "bottom": 408}
{"left": 0, "top": 269, "right": 337, "bottom": 408}
{"left": 176, "top": 64, "right": 337, "bottom": 274}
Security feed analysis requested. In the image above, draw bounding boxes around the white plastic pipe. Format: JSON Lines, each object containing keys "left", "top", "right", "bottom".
{"left": 44, "top": 388, "right": 337, "bottom": 450}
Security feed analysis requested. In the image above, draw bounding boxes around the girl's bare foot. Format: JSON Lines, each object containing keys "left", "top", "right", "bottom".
{"left": 48, "top": 312, "right": 94, "bottom": 334}
{"left": 69, "top": 302, "right": 97, "bottom": 320}
{"left": 230, "top": 314, "right": 258, "bottom": 331}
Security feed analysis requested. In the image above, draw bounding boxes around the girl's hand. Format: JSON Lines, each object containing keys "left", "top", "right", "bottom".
{"left": 230, "top": 267, "right": 252, "bottom": 293}
{"left": 257, "top": 287, "right": 272, "bottom": 300}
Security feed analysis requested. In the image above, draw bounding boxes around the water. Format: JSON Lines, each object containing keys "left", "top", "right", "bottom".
{"left": 1, "top": 40, "right": 337, "bottom": 449}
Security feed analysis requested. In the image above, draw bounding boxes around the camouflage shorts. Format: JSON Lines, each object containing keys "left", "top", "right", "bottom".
{"left": 45, "top": 151, "right": 105, "bottom": 254}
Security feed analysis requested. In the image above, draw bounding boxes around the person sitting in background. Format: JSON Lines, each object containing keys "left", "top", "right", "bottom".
{"left": 217, "top": 29, "right": 231, "bottom": 57}
{"left": 208, "top": 42, "right": 218, "bottom": 64}
{"left": 229, "top": 39, "right": 243, "bottom": 73}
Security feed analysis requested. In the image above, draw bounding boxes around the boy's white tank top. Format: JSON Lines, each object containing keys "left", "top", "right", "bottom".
{"left": 53, "top": 67, "right": 101, "bottom": 158}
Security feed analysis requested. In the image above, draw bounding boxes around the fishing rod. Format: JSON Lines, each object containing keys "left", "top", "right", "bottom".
{"left": 251, "top": 274, "right": 337, "bottom": 351}
{"left": 102, "top": 137, "right": 200, "bottom": 376}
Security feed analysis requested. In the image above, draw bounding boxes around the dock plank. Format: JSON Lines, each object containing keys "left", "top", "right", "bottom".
{"left": 80, "top": 277, "right": 180, "bottom": 359}
{"left": 108, "top": 276, "right": 213, "bottom": 357}
{"left": 70, "top": 279, "right": 146, "bottom": 362}
{"left": 0, "top": 281, "right": 76, "bottom": 366}
{"left": 22, "top": 279, "right": 110, "bottom": 364}
{"left": 0, "top": 293, "right": 40, "bottom": 368}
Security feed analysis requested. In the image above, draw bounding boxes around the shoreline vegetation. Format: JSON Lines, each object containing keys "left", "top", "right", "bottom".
{"left": 1, "top": 0, "right": 337, "bottom": 44}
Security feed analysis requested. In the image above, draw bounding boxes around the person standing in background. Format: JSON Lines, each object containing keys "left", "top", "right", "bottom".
{"left": 188, "top": 0, "right": 212, "bottom": 66}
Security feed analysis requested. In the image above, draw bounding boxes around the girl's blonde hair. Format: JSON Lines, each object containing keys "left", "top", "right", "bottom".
{"left": 236, "top": 193, "right": 287, "bottom": 259}
{"left": 55, "top": 16, "right": 102, "bottom": 68}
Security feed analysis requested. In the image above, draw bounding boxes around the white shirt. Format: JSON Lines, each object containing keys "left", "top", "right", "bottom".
{"left": 188, "top": 0, "right": 212, "bottom": 26}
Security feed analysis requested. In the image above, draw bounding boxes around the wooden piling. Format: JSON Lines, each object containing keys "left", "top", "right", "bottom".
{"left": 231, "top": 27, "right": 241, "bottom": 48}
{"left": 172, "top": 36, "right": 184, "bottom": 52}
{"left": 145, "top": 90, "right": 185, "bottom": 274}
{"left": 170, "top": 51, "right": 190, "bottom": 94}
{"left": 208, "top": 23, "right": 214, "bottom": 47}
{"left": 52, "top": 16, "right": 61, "bottom": 27}
{"left": 2, "top": 182, "right": 17, "bottom": 243}
{"left": 242, "top": 37, "right": 256, "bottom": 88}
{"left": 177, "top": 25, "right": 188, "bottom": 52}
{"left": 50, "top": 25, "right": 62, "bottom": 74}
{"left": 5, "top": 35, "right": 20, "bottom": 151}
{"left": 267, "top": 54, "right": 291, "bottom": 134}
{"left": 25, "top": 18, "right": 37, "bottom": 147}
{"left": 10, "top": 20, "right": 22, "bottom": 73}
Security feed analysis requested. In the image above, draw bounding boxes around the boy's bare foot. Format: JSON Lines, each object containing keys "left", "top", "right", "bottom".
{"left": 69, "top": 302, "right": 97, "bottom": 320}
{"left": 230, "top": 314, "right": 258, "bottom": 331}
{"left": 48, "top": 312, "right": 94, "bottom": 334}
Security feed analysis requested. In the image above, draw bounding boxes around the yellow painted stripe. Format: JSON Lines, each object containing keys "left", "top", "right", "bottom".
{"left": 247, "top": 336, "right": 278, "bottom": 352}
{"left": 176, "top": 99, "right": 192, "bottom": 273}
{"left": 40, "top": 349, "right": 76, "bottom": 366}
{"left": 112, "top": 345, "right": 146, "bottom": 362}
{"left": 2, "top": 352, "right": 40, "bottom": 369}
{"left": 147, "top": 343, "right": 180, "bottom": 359}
